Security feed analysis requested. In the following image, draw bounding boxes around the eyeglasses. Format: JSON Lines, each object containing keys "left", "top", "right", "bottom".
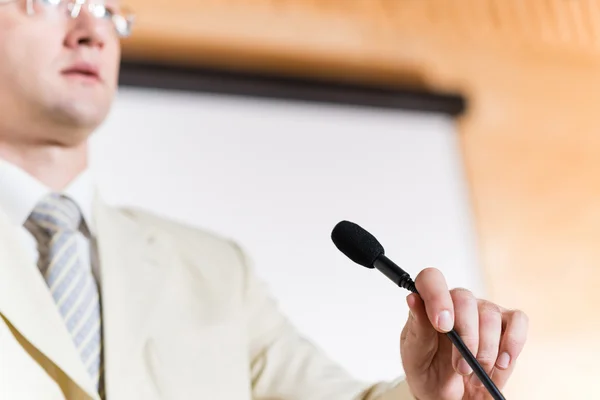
{"left": 0, "top": 0, "right": 135, "bottom": 38}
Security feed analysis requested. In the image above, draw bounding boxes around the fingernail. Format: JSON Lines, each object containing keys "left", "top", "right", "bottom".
{"left": 497, "top": 352, "right": 511, "bottom": 369}
{"left": 470, "top": 373, "right": 483, "bottom": 387}
{"left": 457, "top": 359, "right": 472, "bottom": 376}
{"left": 437, "top": 310, "right": 453, "bottom": 332}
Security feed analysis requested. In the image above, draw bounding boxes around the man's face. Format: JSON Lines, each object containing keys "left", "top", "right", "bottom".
{"left": 0, "top": 0, "right": 122, "bottom": 146}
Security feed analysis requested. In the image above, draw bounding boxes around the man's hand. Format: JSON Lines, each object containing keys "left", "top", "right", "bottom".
{"left": 400, "top": 268, "right": 528, "bottom": 400}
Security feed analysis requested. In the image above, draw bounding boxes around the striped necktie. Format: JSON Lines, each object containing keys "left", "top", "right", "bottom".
{"left": 26, "top": 193, "right": 104, "bottom": 396}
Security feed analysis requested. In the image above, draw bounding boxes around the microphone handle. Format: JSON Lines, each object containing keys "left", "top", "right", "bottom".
{"left": 373, "top": 256, "right": 506, "bottom": 400}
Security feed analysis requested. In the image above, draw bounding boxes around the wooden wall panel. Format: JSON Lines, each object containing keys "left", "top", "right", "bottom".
{"left": 455, "top": 56, "right": 600, "bottom": 399}
{"left": 119, "top": 0, "right": 600, "bottom": 398}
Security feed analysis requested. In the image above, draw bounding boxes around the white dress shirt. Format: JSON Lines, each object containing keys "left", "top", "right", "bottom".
{"left": 0, "top": 158, "right": 101, "bottom": 286}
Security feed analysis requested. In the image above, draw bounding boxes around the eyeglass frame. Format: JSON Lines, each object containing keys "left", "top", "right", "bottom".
{"left": 0, "top": 0, "right": 135, "bottom": 38}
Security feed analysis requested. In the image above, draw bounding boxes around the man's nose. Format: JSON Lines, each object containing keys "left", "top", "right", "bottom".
{"left": 63, "top": 4, "right": 106, "bottom": 49}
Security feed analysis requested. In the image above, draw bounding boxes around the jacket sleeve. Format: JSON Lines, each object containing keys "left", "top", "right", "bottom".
{"left": 233, "top": 243, "right": 417, "bottom": 400}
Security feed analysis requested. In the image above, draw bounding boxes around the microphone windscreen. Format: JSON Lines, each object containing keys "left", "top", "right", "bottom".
{"left": 331, "top": 221, "right": 384, "bottom": 268}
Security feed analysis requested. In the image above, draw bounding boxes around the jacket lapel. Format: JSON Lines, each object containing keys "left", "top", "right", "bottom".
{"left": 94, "top": 197, "right": 170, "bottom": 400}
{"left": 0, "top": 208, "right": 100, "bottom": 399}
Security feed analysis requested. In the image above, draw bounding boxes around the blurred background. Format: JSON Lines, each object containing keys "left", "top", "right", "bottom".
{"left": 88, "top": 1, "right": 600, "bottom": 399}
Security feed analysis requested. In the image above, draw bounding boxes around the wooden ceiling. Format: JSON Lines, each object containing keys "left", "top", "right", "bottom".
{"left": 121, "top": 0, "right": 600, "bottom": 91}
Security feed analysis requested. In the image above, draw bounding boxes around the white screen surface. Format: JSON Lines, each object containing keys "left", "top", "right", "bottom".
{"left": 90, "top": 86, "right": 482, "bottom": 382}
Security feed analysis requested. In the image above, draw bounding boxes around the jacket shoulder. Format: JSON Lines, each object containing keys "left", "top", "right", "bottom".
{"left": 120, "top": 207, "right": 233, "bottom": 248}
{"left": 113, "top": 206, "right": 252, "bottom": 283}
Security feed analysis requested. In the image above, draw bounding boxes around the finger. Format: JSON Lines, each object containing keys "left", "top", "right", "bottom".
{"left": 469, "top": 300, "right": 503, "bottom": 388}
{"left": 450, "top": 289, "right": 479, "bottom": 376}
{"left": 400, "top": 293, "right": 438, "bottom": 374}
{"left": 491, "top": 309, "right": 529, "bottom": 388}
{"left": 414, "top": 267, "right": 454, "bottom": 333}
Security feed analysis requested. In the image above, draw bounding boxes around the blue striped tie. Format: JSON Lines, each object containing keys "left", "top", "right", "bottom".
{"left": 26, "top": 193, "right": 104, "bottom": 396}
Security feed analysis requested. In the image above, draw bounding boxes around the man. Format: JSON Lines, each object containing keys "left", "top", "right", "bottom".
{"left": 0, "top": 0, "right": 528, "bottom": 399}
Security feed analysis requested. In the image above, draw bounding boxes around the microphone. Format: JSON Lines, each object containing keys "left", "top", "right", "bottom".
{"left": 331, "top": 220, "right": 506, "bottom": 400}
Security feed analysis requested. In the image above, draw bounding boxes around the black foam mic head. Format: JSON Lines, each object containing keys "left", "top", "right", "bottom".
{"left": 331, "top": 220, "right": 384, "bottom": 268}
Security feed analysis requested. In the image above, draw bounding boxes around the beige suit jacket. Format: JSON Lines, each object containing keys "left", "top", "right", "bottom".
{"left": 0, "top": 196, "right": 416, "bottom": 399}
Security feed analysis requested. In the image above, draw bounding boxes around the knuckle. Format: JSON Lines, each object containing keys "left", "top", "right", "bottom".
{"left": 451, "top": 288, "right": 475, "bottom": 308}
{"left": 404, "top": 322, "right": 418, "bottom": 340}
{"left": 454, "top": 318, "right": 477, "bottom": 337}
{"left": 503, "top": 319, "right": 529, "bottom": 348}
{"left": 479, "top": 310, "right": 502, "bottom": 327}
{"left": 502, "top": 335, "right": 523, "bottom": 350}
{"left": 479, "top": 300, "right": 503, "bottom": 317}
{"left": 400, "top": 325, "right": 409, "bottom": 342}
{"left": 461, "top": 336, "right": 479, "bottom": 352}
{"left": 451, "top": 287, "right": 474, "bottom": 300}
{"left": 476, "top": 353, "right": 498, "bottom": 366}
{"left": 512, "top": 309, "right": 530, "bottom": 327}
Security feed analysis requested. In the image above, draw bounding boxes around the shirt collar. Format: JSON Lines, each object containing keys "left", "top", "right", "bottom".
{"left": 0, "top": 158, "right": 96, "bottom": 235}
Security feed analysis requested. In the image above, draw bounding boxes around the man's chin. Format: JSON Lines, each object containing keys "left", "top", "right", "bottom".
{"left": 48, "top": 100, "right": 111, "bottom": 132}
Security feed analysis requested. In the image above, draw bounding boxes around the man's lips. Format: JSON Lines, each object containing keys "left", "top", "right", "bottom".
{"left": 61, "top": 62, "right": 102, "bottom": 82}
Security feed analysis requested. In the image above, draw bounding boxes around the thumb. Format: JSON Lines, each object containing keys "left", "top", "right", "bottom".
{"left": 401, "top": 293, "right": 439, "bottom": 374}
